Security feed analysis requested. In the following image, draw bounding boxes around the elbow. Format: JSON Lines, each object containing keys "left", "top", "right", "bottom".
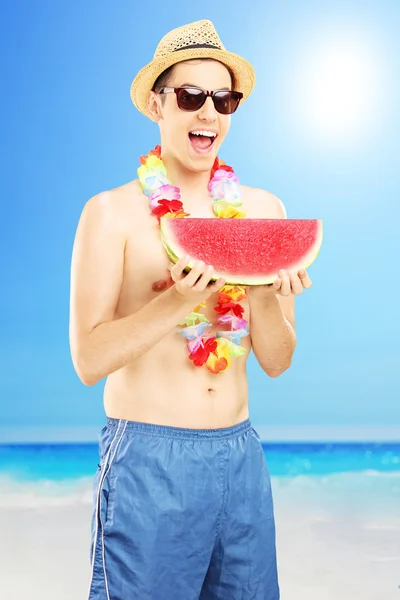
{"left": 70, "top": 334, "right": 101, "bottom": 386}
{"left": 78, "top": 363, "right": 100, "bottom": 387}
{"left": 80, "top": 373, "right": 98, "bottom": 387}
{"left": 265, "top": 336, "right": 296, "bottom": 378}
{"left": 73, "top": 355, "right": 99, "bottom": 387}
{"left": 265, "top": 360, "right": 292, "bottom": 378}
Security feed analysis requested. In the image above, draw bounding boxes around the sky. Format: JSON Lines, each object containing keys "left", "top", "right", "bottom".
{"left": 1, "top": 0, "right": 399, "bottom": 441}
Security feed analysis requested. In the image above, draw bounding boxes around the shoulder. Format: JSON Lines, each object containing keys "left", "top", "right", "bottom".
{"left": 240, "top": 184, "right": 287, "bottom": 219}
{"left": 79, "top": 179, "right": 144, "bottom": 235}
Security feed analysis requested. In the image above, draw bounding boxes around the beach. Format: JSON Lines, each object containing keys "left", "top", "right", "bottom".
{"left": 1, "top": 470, "right": 399, "bottom": 600}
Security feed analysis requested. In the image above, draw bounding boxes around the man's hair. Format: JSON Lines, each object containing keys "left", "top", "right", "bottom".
{"left": 152, "top": 59, "right": 235, "bottom": 103}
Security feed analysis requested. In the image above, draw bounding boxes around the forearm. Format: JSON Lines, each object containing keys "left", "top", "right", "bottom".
{"left": 76, "top": 285, "right": 193, "bottom": 386}
{"left": 249, "top": 292, "right": 296, "bottom": 376}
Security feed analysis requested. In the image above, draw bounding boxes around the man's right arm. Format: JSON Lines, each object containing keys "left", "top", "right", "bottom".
{"left": 69, "top": 192, "right": 223, "bottom": 386}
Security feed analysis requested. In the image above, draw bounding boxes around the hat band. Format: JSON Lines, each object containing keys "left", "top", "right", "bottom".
{"left": 174, "top": 43, "right": 222, "bottom": 52}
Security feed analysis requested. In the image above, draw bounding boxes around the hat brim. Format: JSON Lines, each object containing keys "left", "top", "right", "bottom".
{"left": 130, "top": 47, "right": 256, "bottom": 118}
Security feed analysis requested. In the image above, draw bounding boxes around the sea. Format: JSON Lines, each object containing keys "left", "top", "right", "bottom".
{"left": 1, "top": 439, "right": 400, "bottom": 514}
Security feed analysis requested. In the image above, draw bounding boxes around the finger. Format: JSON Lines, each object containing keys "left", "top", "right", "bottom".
{"left": 279, "top": 270, "right": 291, "bottom": 296}
{"left": 167, "top": 260, "right": 178, "bottom": 280}
{"left": 182, "top": 260, "right": 206, "bottom": 287}
{"left": 272, "top": 277, "right": 281, "bottom": 290}
{"left": 193, "top": 265, "right": 215, "bottom": 291}
{"left": 298, "top": 269, "right": 312, "bottom": 289}
{"left": 170, "top": 255, "right": 190, "bottom": 281}
{"left": 289, "top": 272, "right": 304, "bottom": 295}
{"left": 210, "top": 276, "right": 226, "bottom": 292}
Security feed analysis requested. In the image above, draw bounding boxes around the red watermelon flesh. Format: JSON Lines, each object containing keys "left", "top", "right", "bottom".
{"left": 160, "top": 218, "right": 323, "bottom": 285}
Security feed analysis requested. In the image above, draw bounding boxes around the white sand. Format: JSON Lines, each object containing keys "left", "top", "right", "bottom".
{"left": 1, "top": 480, "right": 399, "bottom": 600}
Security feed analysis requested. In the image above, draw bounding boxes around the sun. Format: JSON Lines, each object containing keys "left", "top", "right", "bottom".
{"left": 286, "top": 29, "right": 384, "bottom": 144}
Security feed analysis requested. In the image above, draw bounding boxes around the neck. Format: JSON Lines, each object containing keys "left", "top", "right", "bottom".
{"left": 161, "top": 149, "right": 212, "bottom": 199}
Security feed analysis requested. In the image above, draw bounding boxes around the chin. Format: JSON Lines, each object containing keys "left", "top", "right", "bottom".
{"left": 191, "top": 158, "right": 215, "bottom": 173}
{"left": 186, "top": 149, "right": 218, "bottom": 172}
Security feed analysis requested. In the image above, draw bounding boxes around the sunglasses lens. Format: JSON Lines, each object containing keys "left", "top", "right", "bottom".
{"left": 176, "top": 88, "right": 206, "bottom": 111}
{"left": 213, "top": 91, "right": 243, "bottom": 115}
{"left": 175, "top": 88, "right": 243, "bottom": 114}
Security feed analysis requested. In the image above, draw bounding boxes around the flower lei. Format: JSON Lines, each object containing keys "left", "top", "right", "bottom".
{"left": 137, "top": 145, "right": 249, "bottom": 374}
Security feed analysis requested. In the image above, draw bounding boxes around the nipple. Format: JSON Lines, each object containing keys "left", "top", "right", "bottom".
{"left": 152, "top": 279, "right": 168, "bottom": 292}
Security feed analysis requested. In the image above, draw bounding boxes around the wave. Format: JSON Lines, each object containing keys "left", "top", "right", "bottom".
{"left": 271, "top": 470, "right": 400, "bottom": 519}
{"left": 0, "top": 474, "right": 94, "bottom": 509}
{"left": 1, "top": 470, "right": 400, "bottom": 510}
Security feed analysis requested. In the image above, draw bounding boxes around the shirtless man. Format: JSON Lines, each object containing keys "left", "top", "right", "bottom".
{"left": 70, "top": 19, "right": 311, "bottom": 600}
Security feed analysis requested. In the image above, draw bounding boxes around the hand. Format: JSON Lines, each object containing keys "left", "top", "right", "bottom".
{"left": 169, "top": 255, "right": 226, "bottom": 304}
{"left": 247, "top": 269, "right": 312, "bottom": 297}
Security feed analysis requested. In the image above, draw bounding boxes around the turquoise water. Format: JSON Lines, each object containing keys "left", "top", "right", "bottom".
{"left": 1, "top": 442, "right": 399, "bottom": 513}
{"left": 1, "top": 442, "right": 399, "bottom": 482}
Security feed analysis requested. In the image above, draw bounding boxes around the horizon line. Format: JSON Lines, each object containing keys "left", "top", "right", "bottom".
{"left": 0, "top": 425, "right": 399, "bottom": 444}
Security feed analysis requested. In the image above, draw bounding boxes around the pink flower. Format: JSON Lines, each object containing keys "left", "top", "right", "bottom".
{"left": 180, "top": 321, "right": 212, "bottom": 354}
{"left": 149, "top": 185, "right": 181, "bottom": 210}
{"left": 208, "top": 170, "right": 240, "bottom": 202}
{"left": 217, "top": 314, "right": 247, "bottom": 330}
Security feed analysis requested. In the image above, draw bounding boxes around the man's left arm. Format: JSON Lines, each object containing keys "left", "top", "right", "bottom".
{"left": 246, "top": 190, "right": 312, "bottom": 378}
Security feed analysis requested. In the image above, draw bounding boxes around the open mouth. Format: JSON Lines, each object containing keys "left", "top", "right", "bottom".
{"left": 188, "top": 130, "right": 218, "bottom": 153}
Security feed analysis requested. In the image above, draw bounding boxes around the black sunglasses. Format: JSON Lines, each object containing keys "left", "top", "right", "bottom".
{"left": 157, "top": 87, "right": 243, "bottom": 115}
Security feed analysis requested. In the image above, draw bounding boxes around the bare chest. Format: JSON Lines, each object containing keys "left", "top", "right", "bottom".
{"left": 114, "top": 198, "right": 249, "bottom": 325}
{"left": 116, "top": 208, "right": 173, "bottom": 315}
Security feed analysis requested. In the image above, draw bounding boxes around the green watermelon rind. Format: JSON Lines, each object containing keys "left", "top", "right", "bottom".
{"left": 160, "top": 218, "right": 323, "bottom": 286}
{"left": 160, "top": 229, "right": 203, "bottom": 276}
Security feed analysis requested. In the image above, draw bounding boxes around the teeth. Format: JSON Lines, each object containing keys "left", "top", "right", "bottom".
{"left": 190, "top": 131, "right": 217, "bottom": 137}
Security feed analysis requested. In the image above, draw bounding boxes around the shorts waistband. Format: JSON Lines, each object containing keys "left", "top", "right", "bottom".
{"left": 106, "top": 417, "right": 252, "bottom": 440}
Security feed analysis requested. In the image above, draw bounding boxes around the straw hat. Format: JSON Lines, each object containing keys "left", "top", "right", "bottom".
{"left": 130, "top": 20, "right": 256, "bottom": 118}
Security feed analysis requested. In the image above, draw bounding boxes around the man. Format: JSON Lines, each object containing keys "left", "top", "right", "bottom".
{"left": 69, "top": 19, "right": 311, "bottom": 600}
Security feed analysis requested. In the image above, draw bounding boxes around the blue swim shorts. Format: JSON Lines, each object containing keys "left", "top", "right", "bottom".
{"left": 88, "top": 418, "right": 280, "bottom": 600}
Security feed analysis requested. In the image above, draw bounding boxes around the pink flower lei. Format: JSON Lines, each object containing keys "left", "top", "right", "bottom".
{"left": 137, "top": 145, "right": 249, "bottom": 374}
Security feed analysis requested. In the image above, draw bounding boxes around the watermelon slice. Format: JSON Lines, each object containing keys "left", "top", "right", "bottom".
{"left": 160, "top": 218, "right": 323, "bottom": 285}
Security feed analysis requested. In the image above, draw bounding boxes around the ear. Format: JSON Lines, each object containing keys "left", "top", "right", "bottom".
{"left": 147, "top": 91, "right": 162, "bottom": 122}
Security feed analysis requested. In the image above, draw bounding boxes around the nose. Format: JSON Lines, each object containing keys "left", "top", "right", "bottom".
{"left": 198, "top": 96, "right": 217, "bottom": 122}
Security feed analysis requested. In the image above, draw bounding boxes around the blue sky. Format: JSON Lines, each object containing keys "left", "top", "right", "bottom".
{"left": 1, "top": 0, "right": 399, "bottom": 440}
